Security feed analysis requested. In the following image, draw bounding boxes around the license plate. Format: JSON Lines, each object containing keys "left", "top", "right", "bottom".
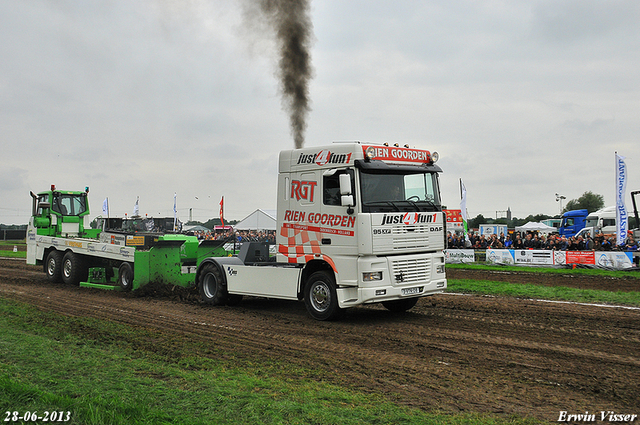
{"left": 402, "top": 286, "right": 422, "bottom": 295}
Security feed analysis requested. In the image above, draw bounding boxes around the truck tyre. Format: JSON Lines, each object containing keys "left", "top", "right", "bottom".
{"left": 61, "top": 251, "right": 87, "bottom": 286}
{"left": 118, "top": 262, "right": 134, "bottom": 292}
{"left": 382, "top": 297, "right": 419, "bottom": 313}
{"left": 198, "top": 263, "right": 227, "bottom": 306}
{"left": 45, "top": 250, "right": 63, "bottom": 283}
{"left": 304, "top": 271, "right": 342, "bottom": 321}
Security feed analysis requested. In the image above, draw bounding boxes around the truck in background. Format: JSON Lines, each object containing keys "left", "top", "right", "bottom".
{"left": 558, "top": 209, "right": 589, "bottom": 238}
{"left": 576, "top": 206, "right": 617, "bottom": 238}
{"left": 27, "top": 142, "right": 447, "bottom": 320}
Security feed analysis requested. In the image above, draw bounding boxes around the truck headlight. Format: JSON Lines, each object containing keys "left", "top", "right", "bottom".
{"left": 436, "top": 264, "right": 445, "bottom": 274}
{"left": 365, "top": 147, "right": 376, "bottom": 161}
{"left": 363, "top": 271, "right": 383, "bottom": 281}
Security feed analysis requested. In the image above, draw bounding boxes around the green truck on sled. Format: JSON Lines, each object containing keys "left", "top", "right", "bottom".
{"left": 27, "top": 142, "right": 448, "bottom": 320}
{"left": 26, "top": 184, "right": 233, "bottom": 292}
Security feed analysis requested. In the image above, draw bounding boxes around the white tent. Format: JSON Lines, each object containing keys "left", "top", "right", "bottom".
{"left": 235, "top": 209, "right": 277, "bottom": 231}
{"left": 183, "top": 224, "right": 211, "bottom": 233}
{"left": 515, "top": 221, "right": 556, "bottom": 234}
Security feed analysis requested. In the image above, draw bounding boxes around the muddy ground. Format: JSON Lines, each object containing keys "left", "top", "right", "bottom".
{"left": 1, "top": 259, "right": 639, "bottom": 423}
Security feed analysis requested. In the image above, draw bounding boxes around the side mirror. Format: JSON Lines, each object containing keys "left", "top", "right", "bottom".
{"left": 339, "top": 174, "right": 352, "bottom": 196}
{"left": 339, "top": 174, "right": 354, "bottom": 213}
{"left": 341, "top": 195, "right": 354, "bottom": 208}
{"left": 39, "top": 201, "right": 51, "bottom": 210}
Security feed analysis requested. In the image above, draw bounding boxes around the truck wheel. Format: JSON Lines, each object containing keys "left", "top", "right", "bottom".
{"left": 382, "top": 297, "right": 419, "bottom": 313}
{"left": 198, "top": 263, "right": 227, "bottom": 306}
{"left": 45, "top": 250, "right": 63, "bottom": 283}
{"left": 118, "top": 262, "right": 134, "bottom": 292}
{"left": 304, "top": 271, "right": 341, "bottom": 321}
{"left": 61, "top": 251, "right": 87, "bottom": 286}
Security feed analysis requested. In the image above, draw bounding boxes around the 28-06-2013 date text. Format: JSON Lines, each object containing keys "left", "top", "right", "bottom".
{"left": 4, "top": 411, "right": 71, "bottom": 422}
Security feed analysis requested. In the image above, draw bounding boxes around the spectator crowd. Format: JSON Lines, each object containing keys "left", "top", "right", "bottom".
{"left": 190, "top": 229, "right": 276, "bottom": 244}
{"left": 447, "top": 231, "right": 638, "bottom": 252}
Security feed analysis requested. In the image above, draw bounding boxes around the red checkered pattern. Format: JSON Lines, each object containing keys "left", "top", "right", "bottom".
{"left": 278, "top": 225, "right": 337, "bottom": 272}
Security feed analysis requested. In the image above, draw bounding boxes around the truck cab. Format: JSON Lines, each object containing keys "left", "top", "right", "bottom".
{"left": 200, "top": 142, "right": 447, "bottom": 320}
{"left": 29, "top": 185, "right": 97, "bottom": 239}
{"left": 558, "top": 209, "right": 589, "bottom": 238}
{"left": 583, "top": 206, "right": 617, "bottom": 236}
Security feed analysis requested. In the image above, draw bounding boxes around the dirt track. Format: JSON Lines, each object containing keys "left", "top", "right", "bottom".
{"left": 1, "top": 259, "right": 639, "bottom": 422}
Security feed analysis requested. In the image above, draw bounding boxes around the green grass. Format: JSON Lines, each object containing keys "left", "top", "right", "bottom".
{"left": 446, "top": 264, "right": 640, "bottom": 306}
{"left": 446, "top": 262, "right": 640, "bottom": 279}
{"left": 0, "top": 299, "right": 541, "bottom": 425}
{"left": 447, "top": 279, "right": 640, "bottom": 307}
{"left": 0, "top": 241, "right": 26, "bottom": 259}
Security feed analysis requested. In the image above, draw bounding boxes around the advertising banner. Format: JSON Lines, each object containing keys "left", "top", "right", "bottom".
{"left": 514, "top": 250, "right": 555, "bottom": 265}
{"left": 444, "top": 209, "right": 464, "bottom": 232}
{"left": 566, "top": 251, "right": 596, "bottom": 265}
{"left": 595, "top": 252, "right": 634, "bottom": 269}
{"left": 553, "top": 251, "right": 566, "bottom": 265}
{"left": 444, "top": 209, "right": 463, "bottom": 224}
{"left": 615, "top": 153, "right": 628, "bottom": 246}
{"left": 448, "top": 249, "right": 634, "bottom": 270}
{"left": 444, "top": 249, "right": 475, "bottom": 263}
{"left": 486, "top": 249, "right": 515, "bottom": 264}
{"left": 480, "top": 224, "right": 508, "bottom": 236}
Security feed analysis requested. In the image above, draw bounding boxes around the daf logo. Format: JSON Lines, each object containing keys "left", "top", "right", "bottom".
{"left": 395, "top": 271, "right": 405, "bottom": 282}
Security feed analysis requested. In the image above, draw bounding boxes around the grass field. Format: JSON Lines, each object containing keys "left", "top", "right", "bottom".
{"left": 446, "top": 264, "right": 640, "bottom": 307}
{"left": 447, "top": 279, "right": 640, "bottom": 307}
{"left": 0, "top": 299, "right": 542, "bottom": 425}
{"left": 1, "top": 255, "right": 638, "bottom": 423}
{"left": 446, "top": 262, "right": 640, "bottom": 278}
{"left": 0, "top": 241, "right": 25, "bottom": 259}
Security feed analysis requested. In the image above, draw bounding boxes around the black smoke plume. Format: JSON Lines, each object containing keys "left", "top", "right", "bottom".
{"left": 255, "top": 0, "right": 314, "bottom": 148}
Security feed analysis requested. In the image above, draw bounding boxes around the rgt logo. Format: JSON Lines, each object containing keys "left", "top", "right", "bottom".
{"left": 291, "top": 180, "right": 317, "bottom": 202}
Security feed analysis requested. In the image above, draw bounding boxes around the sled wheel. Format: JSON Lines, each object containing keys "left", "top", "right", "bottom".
{"left": 45, "top": 250, "right": 63, "bottom": 283}
{"left": 118, "top": 262, "right": 134, "bottom": 291}
{"left": 61, "top": 251, "right": 87, "bottom": 285}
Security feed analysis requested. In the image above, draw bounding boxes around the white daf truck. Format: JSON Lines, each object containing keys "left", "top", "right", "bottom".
{"left": 197, "top": 142, "right": 447, "bottom": 320}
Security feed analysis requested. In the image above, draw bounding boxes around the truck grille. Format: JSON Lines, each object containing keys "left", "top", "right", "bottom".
{"left": 391, "top": 225, "right": 430, "bottom": 251}
{"left": 372, "top": 223, "right": 443, "bottom": 254}
{"left": 393, "top": 235, "right": 430, "bottom": 250}
{"left": 391, "top": 257, "right": 431, "bottom": 284}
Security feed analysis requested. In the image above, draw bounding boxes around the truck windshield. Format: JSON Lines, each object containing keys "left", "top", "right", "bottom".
{"left": 360, "top": 171, "right": 441, "bottom": 213}
{"left": 51, "top": 193, "right": 88, "bottom": 216}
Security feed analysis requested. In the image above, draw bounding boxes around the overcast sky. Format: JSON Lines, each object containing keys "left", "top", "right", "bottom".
{"left": 1, "top": 0, "right": 639, "bottom": 225}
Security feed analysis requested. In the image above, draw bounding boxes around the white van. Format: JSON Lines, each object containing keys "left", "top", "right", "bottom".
{"left": 584, "top": 206, "right": 617, "bottom": 235}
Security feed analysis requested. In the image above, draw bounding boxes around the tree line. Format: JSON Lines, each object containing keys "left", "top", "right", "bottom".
{"left": 467, "top": 191, "right": 637, "bottom": 230}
